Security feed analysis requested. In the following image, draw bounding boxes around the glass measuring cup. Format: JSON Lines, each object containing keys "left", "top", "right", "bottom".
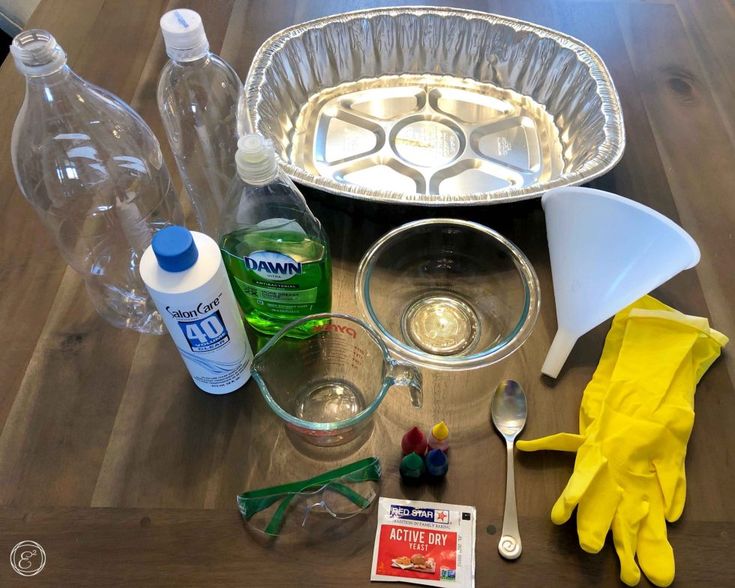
{"left": 252, "top": 313, "right": 423, "bottom": 446}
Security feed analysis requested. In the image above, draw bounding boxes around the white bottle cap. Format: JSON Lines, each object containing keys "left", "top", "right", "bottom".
{"left": 160, "top": 9, "right": 209, "bottom": 62}
{"left": 235, "top": 134, "right": 278, "bottom": 185}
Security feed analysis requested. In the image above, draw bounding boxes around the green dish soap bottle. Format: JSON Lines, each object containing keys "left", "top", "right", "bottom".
{"left": 219, "top": 134, "right": 331, "bottom": 337}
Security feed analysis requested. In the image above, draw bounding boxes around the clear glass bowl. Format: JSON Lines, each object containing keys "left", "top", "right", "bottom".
{"left": 355, "top": 219, "right": 540, "bottom": 370}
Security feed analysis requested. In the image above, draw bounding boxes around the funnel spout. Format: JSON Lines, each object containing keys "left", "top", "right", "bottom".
{"left": 541, "top": 329, "right": 578, "bottom": 378}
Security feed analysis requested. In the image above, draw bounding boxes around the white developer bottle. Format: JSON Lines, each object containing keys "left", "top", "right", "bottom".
{"left": 140, "top": 225, "right": 253, "bottom": 394}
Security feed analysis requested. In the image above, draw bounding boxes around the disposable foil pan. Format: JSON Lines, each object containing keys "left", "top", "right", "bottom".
{"left": 242, "top": 6, "right": 625, "bottom": 205}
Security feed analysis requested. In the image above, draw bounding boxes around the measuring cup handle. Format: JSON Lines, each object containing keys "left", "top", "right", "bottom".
{"left": 387, "top": 360, "right": 423, "bottom": 408}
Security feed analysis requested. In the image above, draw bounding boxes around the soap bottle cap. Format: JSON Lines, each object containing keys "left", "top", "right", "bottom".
{"left": 235, "top": 134, "right": 278, "bottom": 185}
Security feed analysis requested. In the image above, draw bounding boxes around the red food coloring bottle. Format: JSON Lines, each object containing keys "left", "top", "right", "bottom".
{"left": 401, "top": 426, "right": 428, "bottom": 456}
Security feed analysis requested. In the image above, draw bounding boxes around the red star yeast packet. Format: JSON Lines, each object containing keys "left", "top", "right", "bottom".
{"left": 370, "top": 497, "right": 476, "bottom": 587}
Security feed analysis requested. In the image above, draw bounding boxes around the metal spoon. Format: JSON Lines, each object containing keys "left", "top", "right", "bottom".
{"left": 491, "top": 379, "right": 527, "bottom": 560}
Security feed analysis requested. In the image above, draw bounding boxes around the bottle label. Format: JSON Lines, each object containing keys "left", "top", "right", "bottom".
{"left": 159, "top": 278, "right": 252, "bottom": 394}
{"left": 177, "top": 309, "right": 230, "bottom": 352}
{"left": 141, "top": 234, "right": 254, "bottom": 395}
{"left": 219, "top": 228, "right": 331, "bottom": 330}
{"left": 243, "top": 250, "right": 302, "bottom": 281}
{"left": 229, "top": 250, "right": 323, "bottom": 316}
{"left": 235, "top": 278, "right": 318, "bottom": 306}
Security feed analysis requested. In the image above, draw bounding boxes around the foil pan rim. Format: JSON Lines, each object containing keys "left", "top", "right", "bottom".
{"left": 245, "top": 5, "right": 625, "bottom": 205}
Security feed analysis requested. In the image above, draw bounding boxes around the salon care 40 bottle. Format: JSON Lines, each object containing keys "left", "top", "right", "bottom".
{"left": 140, "top": 226, "right": 253, "bottom": 394}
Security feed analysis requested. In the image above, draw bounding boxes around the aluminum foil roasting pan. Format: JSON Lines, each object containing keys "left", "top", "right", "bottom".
{"left": 242, "top": 6, "right": 625, "bottom": 205}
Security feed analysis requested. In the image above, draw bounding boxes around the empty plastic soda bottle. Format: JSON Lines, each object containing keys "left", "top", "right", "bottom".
{"left": 157, "top": 9, "right": 241, "bottom": 237}
{"left": 10, "top": 30, "right": 184, "bottom": 334}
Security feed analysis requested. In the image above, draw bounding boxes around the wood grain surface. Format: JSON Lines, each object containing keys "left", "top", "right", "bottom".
{"left": 0, "top": 1, "right": 733, "bottom": 586}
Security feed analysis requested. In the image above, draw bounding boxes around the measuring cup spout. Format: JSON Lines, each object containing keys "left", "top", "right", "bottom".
{"left": 387, "top": 359, "right": 423, "bottom": 408}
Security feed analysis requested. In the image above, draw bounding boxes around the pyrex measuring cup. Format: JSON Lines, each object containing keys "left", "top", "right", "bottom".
{"left": 252, "top": 313, "right": 423, "bottom": 446}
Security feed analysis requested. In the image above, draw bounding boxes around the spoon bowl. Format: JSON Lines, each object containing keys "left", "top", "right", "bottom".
{"left": 491, "top": 379, "right": 528, "bottom": 440}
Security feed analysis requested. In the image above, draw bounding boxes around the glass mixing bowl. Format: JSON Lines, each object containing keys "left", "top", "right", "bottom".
{"left": 355, "top": 219, "right": 540, "bottom": 370}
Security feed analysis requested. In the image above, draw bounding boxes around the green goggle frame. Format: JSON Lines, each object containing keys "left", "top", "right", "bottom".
{"left": 237, "top": 457, "right": 382, "bottom": 536}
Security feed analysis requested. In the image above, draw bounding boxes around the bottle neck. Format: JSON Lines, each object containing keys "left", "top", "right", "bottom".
{"left": 25, "top": 64, "right": 74, "bottom": 87}
{"left": 169, "top": 53, "right": 211, "bottom": 68}
{"left": 22, "top": 65, "right": 80, "bottom": 111}
{"left": 239, "top": 167, "right": 279, "bottom": 187}
{"left": 12, "top": 29, "right": 68, "bottom": 77}
{"left": 165, "top": 42, "right": 209, "bottom": 63}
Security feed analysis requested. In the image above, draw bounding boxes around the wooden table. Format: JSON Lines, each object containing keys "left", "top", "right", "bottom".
{"left": 1, "top": 0, "right": 734, "bottom": 586}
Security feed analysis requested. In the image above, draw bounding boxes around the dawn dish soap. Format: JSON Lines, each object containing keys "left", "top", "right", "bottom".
{"left": 219, "top": 134, "right": 331, "bottom": 337}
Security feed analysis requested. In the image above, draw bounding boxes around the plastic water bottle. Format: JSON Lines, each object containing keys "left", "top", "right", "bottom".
{"left": 10, "top": 29, "right": 184, "bottom": 334}
{"left": 140, "top": 226, "right": 253, "bottom": 394}
{"left": 219, "top": 134, "right": 332, "bottom": 337}
{"left": 157, "top": 9, "right": 241, "bottom": 237}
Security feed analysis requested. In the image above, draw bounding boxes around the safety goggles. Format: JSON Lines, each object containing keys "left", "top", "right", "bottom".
{"left": 237, "top": 457, "right": 381, "bottom": 536}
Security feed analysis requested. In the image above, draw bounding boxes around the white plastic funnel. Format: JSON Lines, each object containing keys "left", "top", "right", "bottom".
{"left": 541, "top": 187, "right": 700, "bottom": 378}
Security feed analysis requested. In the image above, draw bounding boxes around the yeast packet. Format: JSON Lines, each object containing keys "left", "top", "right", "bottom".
{"left": 370, "top": 497, "right": 476, "bottom": 587}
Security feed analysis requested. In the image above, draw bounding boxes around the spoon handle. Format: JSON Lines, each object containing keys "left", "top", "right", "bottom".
{"left": 498, "top": 440, "right": 522, "bottom": 559}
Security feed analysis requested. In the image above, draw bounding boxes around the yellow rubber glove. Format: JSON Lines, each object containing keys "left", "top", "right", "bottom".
{"left": 518, "top": 296, "right": 727, "bottom": 586}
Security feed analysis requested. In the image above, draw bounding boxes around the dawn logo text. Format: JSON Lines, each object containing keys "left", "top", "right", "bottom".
{"left": 244, "top": 250, "right": 302, "bottom": 281}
